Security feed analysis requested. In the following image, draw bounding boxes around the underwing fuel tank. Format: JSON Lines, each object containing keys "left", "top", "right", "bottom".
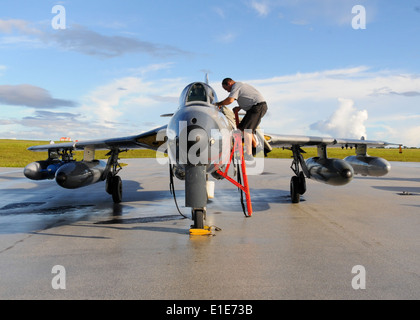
{"left": 306, "top": 157, "right": 354, "bottom": 186}
{"left": 344, "top": 155, "right": 391, "bottom": 177}
{"left": 24, "top": 161, "right": 63, "bottom": 180}
{"left": 55, "top": 160, "right": 106, "bottom": 189}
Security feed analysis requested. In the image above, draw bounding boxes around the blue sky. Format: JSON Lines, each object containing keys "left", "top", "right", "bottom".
{"left": 1, "top": 0, "right": 420, "bottom": 147}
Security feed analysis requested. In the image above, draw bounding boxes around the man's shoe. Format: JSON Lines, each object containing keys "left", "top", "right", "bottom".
{"left": 244, "top": 153, "right": 255, "bottom": 162}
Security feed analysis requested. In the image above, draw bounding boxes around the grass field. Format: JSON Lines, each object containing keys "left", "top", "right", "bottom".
{"left": 0, "top": 139, "right": 419, "bottom": 167}
{"left": 265, "top": 146, "right": 419, "bottom": 162}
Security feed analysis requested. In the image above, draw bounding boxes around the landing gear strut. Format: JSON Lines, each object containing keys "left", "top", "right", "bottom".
{"left": 289, "top": 146, "right": 309, "bottom": 203}
{"left": 104, "top": 149, "right": 125, "bottom": 203}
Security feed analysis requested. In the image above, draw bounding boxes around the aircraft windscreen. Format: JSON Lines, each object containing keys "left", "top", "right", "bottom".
{"left": 187, "top": 83, "right": 207, "bottom": 102}
{"left": 179, "top": 82, "right": 218, "bottom": 107}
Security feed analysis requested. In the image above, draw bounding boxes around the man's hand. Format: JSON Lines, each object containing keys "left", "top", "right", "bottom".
{"left": 233, "top": 106, "right": 241, "bottom": 113}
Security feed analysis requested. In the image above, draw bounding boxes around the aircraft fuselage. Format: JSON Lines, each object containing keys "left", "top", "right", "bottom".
{"left": 166, "top": 82, "right": 232, "bottom": 178}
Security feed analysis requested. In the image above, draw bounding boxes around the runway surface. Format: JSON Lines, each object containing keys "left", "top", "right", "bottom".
{"left": 0, "top": 158, "right": 419, "bottom": 300}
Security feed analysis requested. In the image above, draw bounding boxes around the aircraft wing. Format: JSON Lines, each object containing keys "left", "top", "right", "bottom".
{"left": 28, "top": 125, "right": 167, "bottom": 152}
{"left": 264, "top": 133, "right": 397, "bottom": 148}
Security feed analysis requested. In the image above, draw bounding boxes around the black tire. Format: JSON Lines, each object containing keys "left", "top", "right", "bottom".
{"left": 298, "top": 172, "right": 306, "bottom": 195}
{"left": 112, "top": 176, "right": 122, "bottom": 203}
{"left": 290, "top": 176, "right": 300, "bottom": 203}
{"left": 193, "top": 209, "right": 205, "bottom": 229}
{"left": 105, "top": 172, "right": 113, "bottom": 194}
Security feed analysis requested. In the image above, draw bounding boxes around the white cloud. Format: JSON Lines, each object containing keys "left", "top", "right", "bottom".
{"left": 235, "top": 66, "right": 420, "bottom": 147}
{"left": 2, "top": 66, "right": 419, "bottom": 147}
{"left": 274, "top": 0, "right": 375, "bottom": 26}
{"left": 79, "top": 76, "right": 183, "bottom": 135}
{"left": 291, "top": 19, "right": 309, "bottom": 26}
{"left": 215, "top": 32, "right": 236, "bottom": 43}
{"left": 250, "top": 1, "right": 270, "bottom": 17}
{"left": 0, "top": 19, "right": 42, "bottom": 35}
{"left": 213, "top": 7, "right": 226, "bottom": 19}
{"left": 401, "top": 126, "right": 420, "bottom": 148}
{"left": 81, "top": 77, "right": 145, "bottom": 128}
{"left": 250, "top": 67, "right": 420, "bottom": 108}
{"left": 129, "top": 62, "right": 175, "bottom": 76}
{"left": 0, "top": 84, "right": 76, "bottom": 108}
{"left": 78, "top": 67, "right": 419, "bottom": 146}
{"left": 0, "top": 19, "right": 190, "bottom": 58}
{"left": 48, "top": 25, "right": 189, "bottom": 58}
{"left": 310, "top": 98, "right": 368, "bottom": 138}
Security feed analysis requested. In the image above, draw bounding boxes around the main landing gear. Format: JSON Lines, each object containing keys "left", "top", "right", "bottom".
{"left": 107, "top": 175, "right": 122, "bottom": 203}
{"left": 105, "top": 149, "right": 125, "bottom": 203}
{"left": 289, "top": 146, "right": 309, "bottom": 203}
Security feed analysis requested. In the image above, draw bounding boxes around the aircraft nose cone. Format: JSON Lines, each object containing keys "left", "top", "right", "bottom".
{"left": 23, "top": 162, "right": 38, "bottom": 180}
{"left": 187, "top": 125, "right": 208, "bottom": 143}
{"left": 342, "top": 169, "right": 353, "bottom": 179}
{"left": 372, "top": 158, "right": 391, "bottom": 176}
{"left": 55, "top": 171, "right": 67, "bottom": 186}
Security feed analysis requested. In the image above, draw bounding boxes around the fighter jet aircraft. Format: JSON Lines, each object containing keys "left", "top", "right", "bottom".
{"left": 23, "top": 80, "right": 399, "bottom": 230}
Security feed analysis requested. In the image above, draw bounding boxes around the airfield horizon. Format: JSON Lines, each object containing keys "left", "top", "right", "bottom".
{"left": 0, "top": 138, "right": 419, "bottom": 167}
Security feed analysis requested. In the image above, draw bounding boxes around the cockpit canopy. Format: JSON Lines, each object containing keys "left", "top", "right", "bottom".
{"left": 179, "top": 82, "right": 218, "bottom": 107}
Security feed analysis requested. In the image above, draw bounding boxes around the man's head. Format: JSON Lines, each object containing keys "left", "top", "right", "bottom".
{"left": 222, "top": 78, "right": 235, "bottom": 92}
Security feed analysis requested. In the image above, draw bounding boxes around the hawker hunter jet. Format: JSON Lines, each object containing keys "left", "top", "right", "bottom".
{"left": 24, "top": 80, "right": 399, "bottom": 230}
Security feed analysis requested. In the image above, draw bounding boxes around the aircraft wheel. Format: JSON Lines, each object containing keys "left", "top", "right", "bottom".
{"left": 298, "top": 172, "right": 306, "bottom": 195}
{"left": 193, "top": 209, "right": 205, "bottom": 229}
{"left": 105, "top": 172, "right": 113, "bottom": 194}
{"left": 111, "top": 176, "right": 123, "bottom": 203}
{"left": 290, "top": 176, "right": 300, "bottom": 203}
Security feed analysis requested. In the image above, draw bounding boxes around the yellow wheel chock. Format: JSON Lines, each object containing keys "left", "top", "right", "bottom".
{"left": 189, "top": 225, "right": 220, "bottom": 236}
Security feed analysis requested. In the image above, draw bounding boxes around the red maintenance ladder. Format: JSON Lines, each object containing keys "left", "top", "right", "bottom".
{"left": 214, "top": 110, "right": 252, "bottom": 217}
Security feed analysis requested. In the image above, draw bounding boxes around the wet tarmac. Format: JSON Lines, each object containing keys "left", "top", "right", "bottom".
{"left": 0, "top": 159, "right": 419, "bottom": 299}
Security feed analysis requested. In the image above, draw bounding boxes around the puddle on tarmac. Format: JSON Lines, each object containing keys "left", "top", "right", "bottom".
{"left": 0, "top": 202, "right": 94, "bottom": 215}
{"left": 0, "top": 202, "right": 46, "bottom": 211}
{"left": 95, "top": 215, "right": 186, "bottom": 225}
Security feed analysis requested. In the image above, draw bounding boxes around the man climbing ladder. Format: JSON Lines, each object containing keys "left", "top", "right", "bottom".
{"left": 215, "top": 78, "right": 268, "bottom": 162}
